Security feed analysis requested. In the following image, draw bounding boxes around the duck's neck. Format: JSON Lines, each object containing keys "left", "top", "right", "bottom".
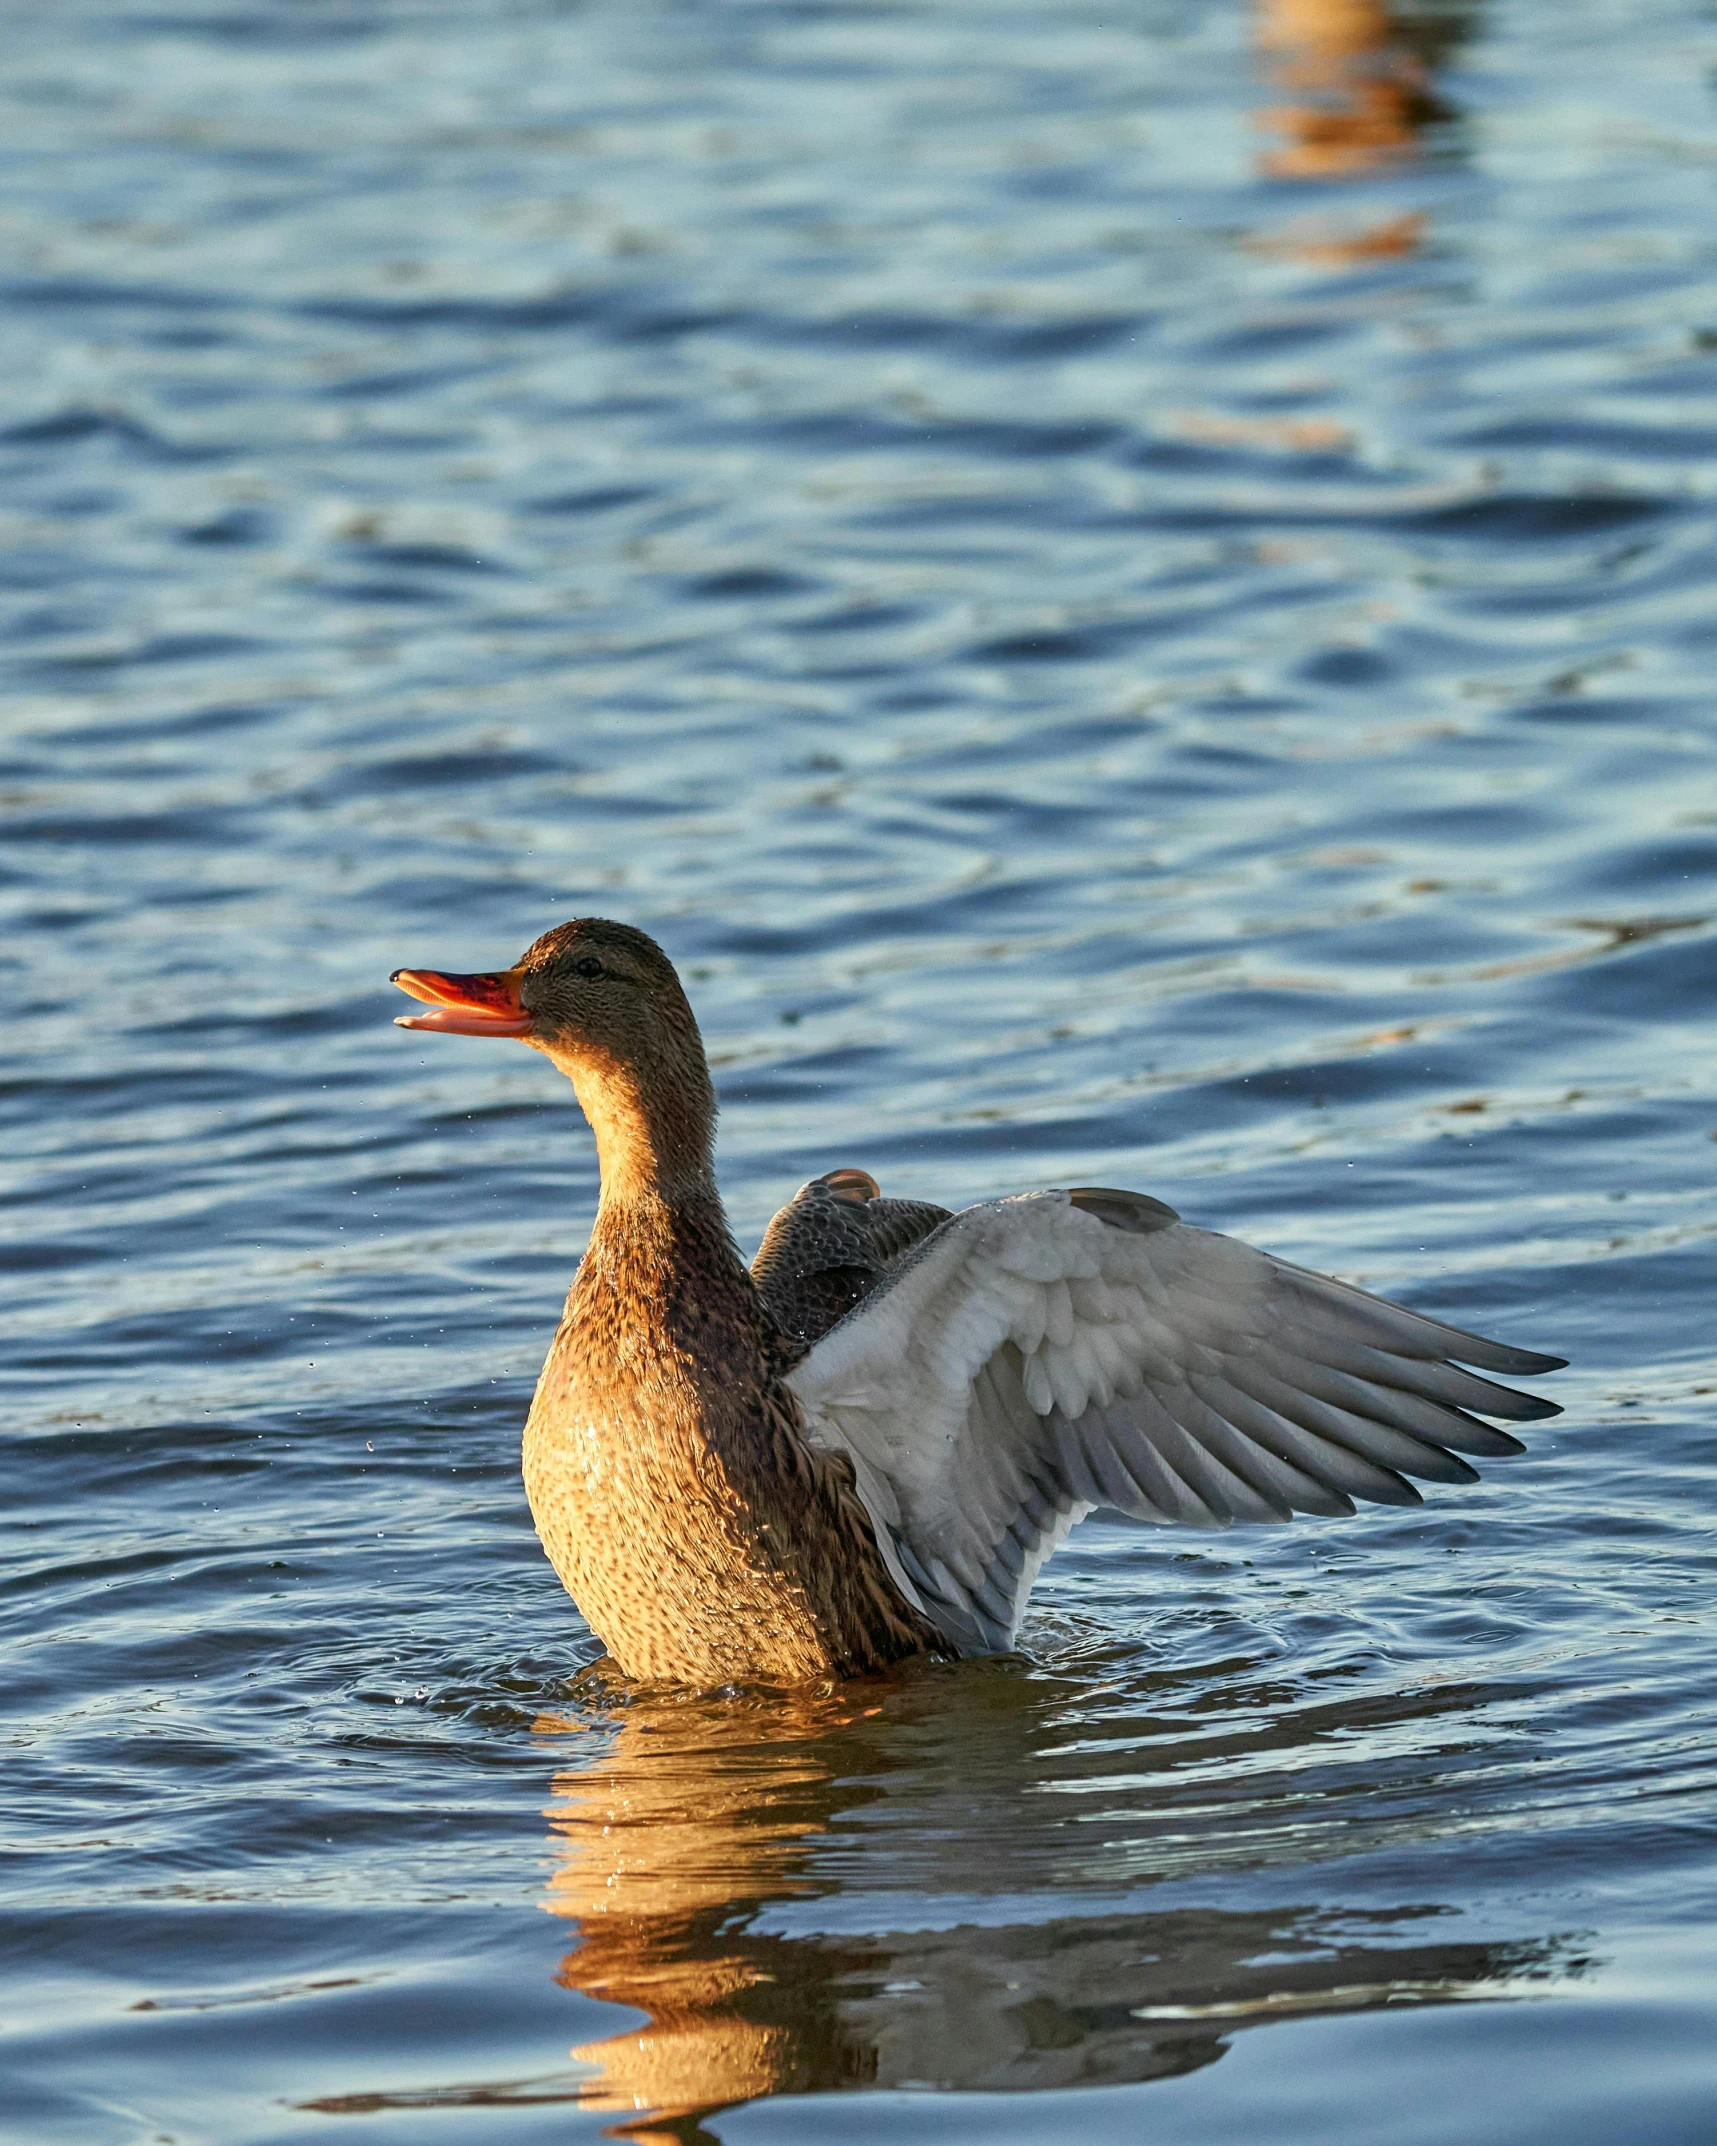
{"left": 562, "top": 1045, "right": 719, "bottom": 1216}
{"left": 562, "top": 1047, "right": 762, "bottom": 1381}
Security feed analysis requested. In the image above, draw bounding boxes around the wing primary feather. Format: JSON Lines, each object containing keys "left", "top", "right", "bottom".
{"left": 1180, "top": 1372, "right": 1361, "bottom": 1514}
{"left": 1116, "top": 1390, "right": 1296, "bottom": 1527}
{"left": 1073, "top": 1413, "right": 1182, "bottom": 1522}
{"left": 1088, "top": 1395, "right": 1235, "bottom": 1527}
{"left": 1413, "top": 1413, "right": 1525, "bottom": 1460}
{"left": 971, "top": 1562, "right": 1022, "bottom": 1628}
{"left": 1061, "top": 1425, "right": 1121, "bottom": 1511}
{"left": 990, "top": 1527, "right": 1027, "bottom": 1580}
{"left": 1160, "top": 1386, "right": 1305, "bottom": 1521}
{"left": 1266, "top": 1347, "right": 1531, "bottom": 1458}
{"left": 1114, "top": 1389, "right": 1247, "bottom": 1523}
{"left": 1310, "top": 1340, "right": 1562, "bottom": 1424}
{"left": 889, "top": 1529, "right": 1006, "bottom": 1655}
{"left": 1227, "top": 1360, "right": 1462, "bottom": 1489}
{"left": 1274, "top": 1261, "right": 1565, "bottom": 1376}
{"left": 1189, "top": 1373, "right": 1421, "bottom": 1507}
{"left": 1012, "top": 1480, "right": 1057, "bottom": 1535}
{"left": 925, "top": 1548, "right": 1011, "bottom": 1653}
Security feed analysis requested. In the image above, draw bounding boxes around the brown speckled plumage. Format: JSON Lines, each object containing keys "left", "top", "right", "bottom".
{"left": 523, "top": 1186, "right": 941, "bottom": 1683}
{"left": 433, "top": 919, "right": 943, "bottom": 1685}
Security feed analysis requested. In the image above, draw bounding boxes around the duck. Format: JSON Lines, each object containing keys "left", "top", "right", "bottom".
{"left": 392, "top": 918, "right": 1564, "bottom": 1687}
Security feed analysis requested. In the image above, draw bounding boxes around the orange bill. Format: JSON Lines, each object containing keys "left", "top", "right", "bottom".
{"left": 391, "top": 966, "right": 532, "bottom": 1037}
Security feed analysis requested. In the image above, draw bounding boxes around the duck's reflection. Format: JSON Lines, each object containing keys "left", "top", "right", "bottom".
{"left": 1251, "top": 1, "right": 1480, "bottom": 265}
{"left": 539, "top": 1658, "right": 1583, "bottom": 2137}
{"left": 1255, "top": 0, "right": 1477, "bottom": 180}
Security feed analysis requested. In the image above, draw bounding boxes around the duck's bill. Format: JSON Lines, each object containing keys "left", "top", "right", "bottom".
{"left": 391, "top": 966, "right": 532, "bottom": 1037}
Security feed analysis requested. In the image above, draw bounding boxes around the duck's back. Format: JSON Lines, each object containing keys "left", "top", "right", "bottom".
{"left": 751, "top": 1169, "right": 953, "bottom": 1350}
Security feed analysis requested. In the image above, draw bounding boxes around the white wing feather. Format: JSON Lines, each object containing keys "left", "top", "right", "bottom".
{"left": 787, "top": 1192, "right": 1561, "bottom": 1657}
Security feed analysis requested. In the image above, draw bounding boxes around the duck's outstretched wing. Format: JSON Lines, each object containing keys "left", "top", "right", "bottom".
{"left": 785, "top": 1189, "right": 1565, "bottom": 1657}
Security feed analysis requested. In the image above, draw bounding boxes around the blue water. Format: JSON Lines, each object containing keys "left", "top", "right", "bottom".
{"left": 4, "top": 1, "right": 1717, "bottom": 2139}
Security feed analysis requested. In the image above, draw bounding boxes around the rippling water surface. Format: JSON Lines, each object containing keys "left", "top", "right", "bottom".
{"left": 5, "top": 1, "right": 1717, "bottom": 2139}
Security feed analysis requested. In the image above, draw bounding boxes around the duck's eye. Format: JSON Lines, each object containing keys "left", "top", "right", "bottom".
{"left": 573, "top": 955, "right": 605, "bottom": 980}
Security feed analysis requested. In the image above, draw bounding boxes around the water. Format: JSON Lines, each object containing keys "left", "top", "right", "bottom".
{"left": 4, "top": 0, "right": 1717, "bottom": 2137}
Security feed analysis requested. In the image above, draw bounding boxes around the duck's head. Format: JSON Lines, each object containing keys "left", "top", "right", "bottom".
{"left": 393, "top": 919, "right": 716, "bottom": 1193}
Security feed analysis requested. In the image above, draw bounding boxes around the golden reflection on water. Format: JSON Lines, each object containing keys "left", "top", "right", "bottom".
{"left": 1252, "top": 0, "right": 1479, "bottom": 264}
{"left": 537, "top": 1660, "right": 1583, "bottom": 2141}
{"left": 540, "top": 1683, "right": 868, "bottom": 2131}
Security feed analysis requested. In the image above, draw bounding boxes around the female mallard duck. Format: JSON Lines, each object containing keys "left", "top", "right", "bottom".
{"left": 393, "top": 919, "right": 1563, "bottom": 1687}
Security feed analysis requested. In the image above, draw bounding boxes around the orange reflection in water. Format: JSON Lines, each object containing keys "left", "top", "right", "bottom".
{"left": 536, "top": 1665, "right": 1583, "bottom": 2143}
{"left": 539, "top": 1684, "right": 875, "bottom": 2135}
{"left": 1252, "top": 1, "right": 1476, "bottom": 262}
{"left": 1256, "top": 0, "right": 1454, "bottom": 179}
{"left": 1246, "top": 207, "right": 1426, "bottom": 266}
